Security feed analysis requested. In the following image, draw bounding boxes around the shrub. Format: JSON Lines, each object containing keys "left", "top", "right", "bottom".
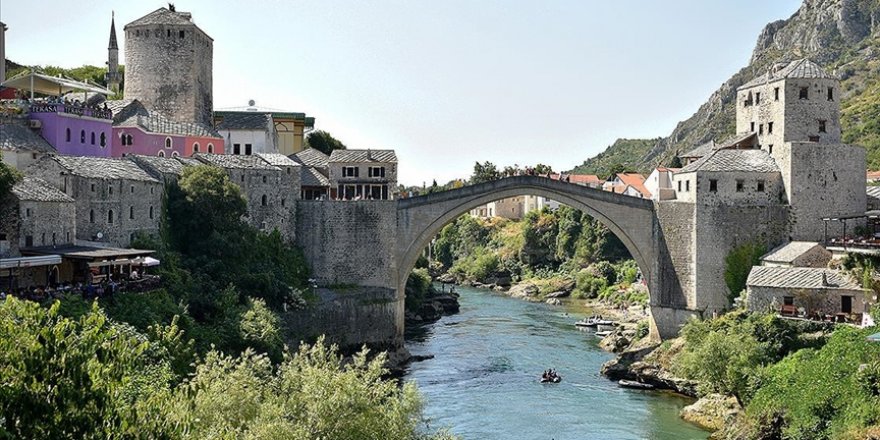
{"left": 405, "top": 268, "right": 433, "bottom": 311}
{"left": 239, "top": 297, "right": 283, "bottom": 360}
{"left": 724, "top": 242, "right": 767, "bottom": 305}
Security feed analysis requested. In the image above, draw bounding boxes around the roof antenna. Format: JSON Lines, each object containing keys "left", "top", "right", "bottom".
{"left": 168, "top": 3, "right": 176, "bottom": 12}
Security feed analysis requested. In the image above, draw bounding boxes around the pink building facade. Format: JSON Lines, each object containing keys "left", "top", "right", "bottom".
{"left": 110, "top": 113, "right": 223, "bottom": 158}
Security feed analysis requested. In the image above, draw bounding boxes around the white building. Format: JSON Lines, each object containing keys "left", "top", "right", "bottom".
{"left": 645, "top": 167, "right": 679, "bottom": 201}
{"left": 214, "top": 111, "right": 277, "bottom": 156}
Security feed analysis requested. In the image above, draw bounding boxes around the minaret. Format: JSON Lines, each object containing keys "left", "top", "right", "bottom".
{"left": 106, "top": 11, "right": 120, "bottom": 93}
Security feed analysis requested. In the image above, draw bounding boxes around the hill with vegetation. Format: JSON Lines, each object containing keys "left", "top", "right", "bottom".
{"left": 571, "top": 0, "right": 880, "bottom": 176}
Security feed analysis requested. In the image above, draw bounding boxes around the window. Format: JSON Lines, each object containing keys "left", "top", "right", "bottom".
{"left": 240, "top": 174, "right": 245, "bottom": 182}
{"left": 149, "top": 206, "right": 154, "bottom": 219}
{"left": 783, "top": 296, "right": 794, "bottom": 306}
{"left": 709, "top": 179, "right": 718, "bottom": 192}
{"left": 126, "top": 134, "right": 133, "bottom": 145}
{"left": 755, "top": 92, "right": 761, "bottom": 104}
{"left": 233, "top": 144, "right": 241, "bottom": 155}
{"left": 207, "top": 143, "right": 214, "bottom": 153}
{"left": 369, "top": 166, "right": 386, "bottom": 178}
{"left": 685, "top": 180, "right": 690, "bottom": 192}
{"left": 750, "top": 122, "right": 755, "bottom": 132}
{"left": 51, "top": 233, "right": 55, "bottom": 244}
{"left": 745, "top": 92, "right": 752, "bottom": 106}
{"left": 286, "top": 167, "right": 291, "bottom": 174}
{"left": 130, "top": 185, "right": 134, "bottom": 193}
{"left": 809, "top": 135, "right": 820, "bottom": 142}
{"left": 179, "top": 30, "right": 185, "bottom": 38}
{"left": 25, "top": 208, "right": 31, "bottom": 217}
{"left": 108, "top": 210, "right": 114, "bottom": 224}
{"left": 145, "top": 29, "right": 150, "bottom": 37}
{"left": 281, "top": 198, "right": 286, "bottom": 207}
{"left": 827, "top": 87, "right": 834, "bottom": 101}
{"left": 245, "top": 144, "right": 252, "bottom": 155}
{"left": 799, "top": 86, "right": 808, "bottom": 100}
{"left": 819, "top": 120, "right": 827, "bottom": 133}
{"left": 165, "top": 137, "right": 172, "bottom": 149}
{"left": 136, "top": 29, "right": 140, "bottom": 37}
{"left": 108, "top": 185, "right": 113, "bottom": 195}
{"left": 677, "top": 181, "right": 682, "bottom": 192}
{"left": 150, "top": 187, "right": 154, "bottom": 195}
{"left": 129, "top": 206, "right": 135, "bottom": 219}
{"left": 757, "top": 180, "right": 765, "bottom": 192}
{"left": 343, "top": 166, "right": 359, "bottom": 177}
{"left": 261, "top": 195, "right": 267, "bottom": 206}
{"left": 759, "top": 124, "right": 763, "bottom": 135}
{"left": 774, "top": 87, "right": 780, "bottom": 101}
{"left": 100, "top": 132, "right": 106, "bottom": 147}
{"left": 768, "top": 122, "right": 773, "bottom": 134}
{"left": 81, "top": 130, "right": 86, "bottom": 143}
{"left": 171, "top": 151, "right": 179, "bottom": 157}
{"left": 736, "top": 179, "right": 744, "bottom": 192}
{"left": 25, "top": 236, "right": 33, "bottom": 247}
{"left": 41, "top": 233, "right": 45, "bottom": 245}
{"left": 91, "top": 132, "right": 96, "bottom": 145}
{"left": 91, "top": 183, "right": 95, "bottom": 192}
{"left": 158, "top": 150, "right": 165, "bottom": 157}
{"left": 769, "top": 144, "right": 774, "bottom": 154}
{"left": 90, "top": 210, "right": 95, "bottom": 223}
{"left": 262, "top": 176, "right": 267, "bottom": 183}
{"left": 66, "top": 128, "right": 71, "bottom": 142}
{"left": 193, "top": 142, "right": 200, "bottom": 153}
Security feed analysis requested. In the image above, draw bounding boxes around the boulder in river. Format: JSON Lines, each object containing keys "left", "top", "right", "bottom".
{"left": 680, "top": 394, "right": 741, "bottom": 431}
{"left": 508, "top": 283, "right": 539, "bottom": 299}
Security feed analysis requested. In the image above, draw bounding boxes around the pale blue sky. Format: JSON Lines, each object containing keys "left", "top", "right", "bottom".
{"left": 1, "top": 1, "right": 802, "bottom": 185}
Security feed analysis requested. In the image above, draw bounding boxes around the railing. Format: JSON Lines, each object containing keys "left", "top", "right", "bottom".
{"left": 28, "top": 103, "right": 112, "bottom": 120}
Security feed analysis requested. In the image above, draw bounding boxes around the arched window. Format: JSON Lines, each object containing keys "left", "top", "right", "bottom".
{"left": 129, "top": 206, "right": 134, "bottom": 219}
{"left": 90, "top": 132, "right": 95, "bottom": 145}
{"left": 261, "top": 195, "right": 267, "bottom": 206}
{"left": 126, "top": 134, "right": 133, "bottom": 145}
{"left": 165, "top": 137, "right": 172, "bottom": 149}
{"left": 193, "top": 142, "right": 200, "bottom": 153}
{"left": 120, "top": 133, "right": 126, "bottom": 146}
{"left": 108, "top": 210, "right": 114, "bottom": 224}
{"left": 66, "top": 128, "right": 71, "bottom": 142}
{"left": 89, "top": 209, "right": 95, "bottom": 223}
{"left": 149, "top": 206, "right": 154, "bottom": 219}
{"left": 158, "top": 150, "right": 165, "bottom": 158}
{"left": 100, "top": 133, "right": 106, "bottom": 147}
{"left": 80, "top": 130, "right": 86, "bottom": 143}
{"left": 207, "top": 143, "right": 214, "bottom": 153}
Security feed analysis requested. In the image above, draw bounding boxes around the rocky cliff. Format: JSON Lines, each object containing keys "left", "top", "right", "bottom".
{"left": 572, "top": 0, "right": 880, "bottom": 175}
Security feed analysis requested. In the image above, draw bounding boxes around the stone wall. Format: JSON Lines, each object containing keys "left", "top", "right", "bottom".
{"left": 16, "top": 198, "right": 76, "bottom": 249}
{"left": 653, "top": 201, "right": 696, "bottom": 309}
{"left": 225, "top": 167, "right": 294, "bottom": 241}
{"left": 746, "top": 285, "right": 866, "bottom": 316}
{"left": 296, "top": 200, "right": 398, "bottom": 288}
{"left": 124, "top": 20, "right": 213, "bottom": 125}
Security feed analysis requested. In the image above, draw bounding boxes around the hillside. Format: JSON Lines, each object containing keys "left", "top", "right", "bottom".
{"left": 572, "top": 0, "right": 880, "bottom": 175}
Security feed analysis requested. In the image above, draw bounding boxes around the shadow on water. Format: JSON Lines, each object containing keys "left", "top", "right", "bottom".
{"left": 404, "top": 284, "right": 710, "bottom": 440}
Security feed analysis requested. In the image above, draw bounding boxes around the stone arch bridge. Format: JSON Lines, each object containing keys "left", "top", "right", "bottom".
{"left": 296, "top": 176, "right": 699, "bottom": 352}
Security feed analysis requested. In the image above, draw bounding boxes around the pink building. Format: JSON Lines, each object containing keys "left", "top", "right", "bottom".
{"left": 109, "top": 100, "right": 222, "bottom": 158}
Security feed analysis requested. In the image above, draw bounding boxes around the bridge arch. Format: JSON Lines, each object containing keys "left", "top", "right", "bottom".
{"left": 396, "top": 176, "right": 658, "bottom": 307}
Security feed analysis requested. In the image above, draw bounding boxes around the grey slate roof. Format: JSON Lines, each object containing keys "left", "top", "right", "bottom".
{"left": 680, "top": 141, "right": 717, "bottom": 159}
{"left": 290, "top": 148, "right": 330, "bottom": 168}
{"left": 678, "top": 149, "right": 779, "bottom": 174}
{"left": 215, "top": 112, "right": 272, "bottom": 130}
{"left": 0, "top": 122, "right": 56, "bottom": 153}
{"left": 194, "top": 153, "right": 279, "bottom": 170}
{"left": 761, "top": 241, "right": 823, "bottom": 264}
{"left": 12, "top": 177, "right": 74, "bottom": 202}
{"left": 126, "top": 7, "right": 195, "bottom": 28}
{"left": 680, "top": 133, "right": 757, "bottom": 159}
{"left": 867, "top": 186, "right": 880, "bottom": 200}
{"left": 115, "top": 112, "right": 221, "bottom": 138}
{"left": 128, "top": 154, "right": 190, "bottom": 176}
{"left": 106, "top": 99, "right": 139, "bottom": 119}
{"left": 329, "top": 149, "right": 397, "bottom": 163}
{"left": 175, "top": 156, "right": 202, "bottom": 167}
{"left": 301, "top": 167, "right": 330, "bottom": 187}
{"left": 256, "top": 153, "right": 301, "bottom": 168}
{"left": 747, "top": 266, "right": 862, "bottom": 290}
{"left": 740, "top": 59, "right": 836, "bottom": 90}
{"left": 53, "top": 156, "right": 159, "bottom": 182}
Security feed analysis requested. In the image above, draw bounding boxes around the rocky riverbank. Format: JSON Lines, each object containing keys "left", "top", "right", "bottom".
{"left": 404, "top": 286, "right": 460, "bottom": 324}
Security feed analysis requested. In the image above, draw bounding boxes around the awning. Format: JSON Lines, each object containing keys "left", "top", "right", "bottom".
{"left": 1, "top": 70, "right": 113, "bottom": 98}
{"left": 0, "top": 255, "right": 62, "bottom": 270}
{"left": 868, "top": 332, "right": 880, "bottom": 342}
{"left": 142, "top": 256, "right": 160, "bottom": 267}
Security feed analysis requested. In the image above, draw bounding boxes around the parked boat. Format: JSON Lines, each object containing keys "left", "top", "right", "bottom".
{"left": 618, "top": 379, "right": 654, "bottom": 390}
{"left": 574, "top": 317, "right": 616, "bottom": 328}
{"left": 595, "top": 330, "right": 612, "bottom": 337}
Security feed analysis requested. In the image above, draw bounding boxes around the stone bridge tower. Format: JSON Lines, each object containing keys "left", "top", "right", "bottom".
{"left": 123, "top": 5, "right": 214, "bottom": 126}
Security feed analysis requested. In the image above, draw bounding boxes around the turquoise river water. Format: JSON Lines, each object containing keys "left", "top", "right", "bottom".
{"left": 403, "top": 284, "right": 710, "bottom": 440}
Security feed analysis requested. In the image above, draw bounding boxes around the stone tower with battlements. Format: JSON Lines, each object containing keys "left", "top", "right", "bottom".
{"left": 736, "top": 59, "right": 865, "bottom": 241}
{"left": 106, "top": 12, "right": 121, "bottom": 93}
{"left": 123, "top": 5, "right": 213, "bottom": 126}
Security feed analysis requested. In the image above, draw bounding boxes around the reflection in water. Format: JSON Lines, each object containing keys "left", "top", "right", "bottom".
{"left": 403, "top": 285, "right": 709, "bottom": 440}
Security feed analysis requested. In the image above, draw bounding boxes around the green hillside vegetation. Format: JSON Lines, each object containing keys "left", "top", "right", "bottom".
{"left": 570, "top": 138, "right": 662, "bottom": 176}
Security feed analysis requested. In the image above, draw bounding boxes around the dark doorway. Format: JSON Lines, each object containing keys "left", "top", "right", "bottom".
{"left": 841, "top": 296, "right": 853, "bottom": 314}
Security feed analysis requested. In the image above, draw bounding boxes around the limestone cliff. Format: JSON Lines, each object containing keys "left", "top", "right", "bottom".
{"left": 572, "top": 0, "right": 880, "bottom": 174}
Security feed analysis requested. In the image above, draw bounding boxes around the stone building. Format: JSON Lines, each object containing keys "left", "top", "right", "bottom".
{"left": 214, "top": 101, "right": 316, "bottom": 156}
{"left": 328, "top": 149, "right": 398, "bottom": 200}
{"left": 735, "top": 59, "right": 865, "bottom": 240}
{"left": 0, "top": 177, "right": 76, "bottom": 258}
{"left": 746, "top": 266, "right": 867, "bottom": 319}
{"left": 127, "top": 154, "right": 194, "bottom": 184}
{"left": 123, "top": 6, "right": 213, "bottom": 126}
{"left": 290, "top": 148, "right": 331, "bottom": 199}
{"left": 26, "top": 155, "right": 163, "bottom": 247}
{"left": 0, "top": 118, "right": 56, "bottom": 170}
{"left": 193, "top": 153, "right": 293, "bottom": 240}
{"left": 760, "top": 241, "right": 832, "bottom": 268}
{"left": 645, "top": 167, "right": 679, "bottom": 201}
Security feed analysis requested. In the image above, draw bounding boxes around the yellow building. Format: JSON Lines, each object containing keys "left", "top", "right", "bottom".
{"left": 272, "top": 111, "right": 316, "bottom": 155}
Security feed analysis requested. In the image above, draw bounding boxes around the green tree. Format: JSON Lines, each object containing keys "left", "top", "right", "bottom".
{"left": 724, "top": 241, "right": 767, "bottom": 304}
{"left": 470, "top": 161, "right": 501, "bottom": 184}
{"left": 0, "top": 151, "right": 23, "bottom": 196}
{"left": 304, "top": 130, "right": 347, "bottom": 155}
{"left": 534, "top": 163, "right": 553, "bottom": 174}
{"left": 606, "top": 163, "right": 626, "bottom": 180}
{"left": 668, "top": 155, "right": 683, "bottom": 168}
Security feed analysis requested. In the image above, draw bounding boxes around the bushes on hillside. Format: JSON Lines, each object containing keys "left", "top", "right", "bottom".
{"left": 724, "top": 242, "right": 767, "bottom": 305}
{"left": 405, "top": 268, "right": 433, "bottom": 312}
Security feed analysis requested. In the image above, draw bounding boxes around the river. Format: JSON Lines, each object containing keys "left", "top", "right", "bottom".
{"left": 403, "top": 284, "right": 710, "bottom": 440}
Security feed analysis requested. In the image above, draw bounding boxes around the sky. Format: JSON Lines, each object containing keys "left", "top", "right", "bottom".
{"left": 1, "top": 0, "right": 803, "bottom": 186}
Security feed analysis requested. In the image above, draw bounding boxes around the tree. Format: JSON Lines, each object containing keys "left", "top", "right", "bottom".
{"left": 668, "top": 155, "right": 683, "bottom": 168}
{"left": 471, "top": 161, "right": 501, "bottom": 184}
{"left": 304, "top": 130, "right": 347, "bottom": 155}
{"left": 724, "top": 241, "right": 767, "bottom": 305}
{"left": 0, "top": 151, "right": 23, "bottom": 196}
{"left": 534, "top": 163, "right": 553, "bottom": 175}
{"left": 606, "top": 163, "right": 626, "bottom": 180}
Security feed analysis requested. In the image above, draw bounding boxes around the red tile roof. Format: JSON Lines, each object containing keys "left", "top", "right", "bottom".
{"left": 867, "top": 171, "right": 880, "bottom": 180}
{"left": 614, "top": 173, "right": 651, "bottom": 198}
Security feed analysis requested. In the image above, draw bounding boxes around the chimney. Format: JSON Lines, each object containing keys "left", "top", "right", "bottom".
{"left": 821, "top": 271, "right": 830, "bottom": 287}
